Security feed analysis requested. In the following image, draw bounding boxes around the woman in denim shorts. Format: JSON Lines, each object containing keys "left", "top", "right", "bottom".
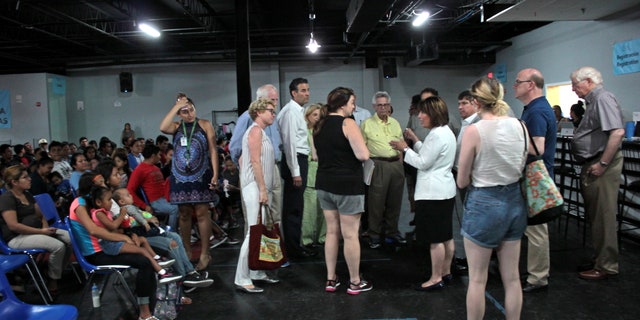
{"left": 457, "top": 77, "right": 528, "bottom": 320}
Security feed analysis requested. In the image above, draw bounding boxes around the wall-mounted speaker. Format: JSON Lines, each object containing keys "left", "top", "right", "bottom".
{"left": 382, "top": 58, "right": 397, "bottom": 79}
{"left": 119, "top": 72, "right": 133, "bottom": 93}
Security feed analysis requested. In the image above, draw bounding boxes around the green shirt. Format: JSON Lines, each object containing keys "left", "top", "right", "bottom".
{"left": 361, "top": 113, "right": 403, "bottom": 158}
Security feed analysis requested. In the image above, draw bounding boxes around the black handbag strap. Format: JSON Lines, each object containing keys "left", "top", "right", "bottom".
{"left": 518, "top": 120, "right": 542, "bottom": 157}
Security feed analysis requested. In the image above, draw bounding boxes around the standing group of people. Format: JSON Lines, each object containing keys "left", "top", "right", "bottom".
{"left": 0, "top": 64, "right": 624, "bottom": 319}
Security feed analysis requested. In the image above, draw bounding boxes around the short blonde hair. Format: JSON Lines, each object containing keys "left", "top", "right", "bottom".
{"left": 248, "top": 98, "right": 275, "bottom": 120}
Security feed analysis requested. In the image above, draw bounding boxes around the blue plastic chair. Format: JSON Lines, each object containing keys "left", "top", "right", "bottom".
{"left": 0, "top": 230, "right": 52, "bottom": 304}
{"left": 0, "top": 254, "right": 78, "bottom": 320}
{"left": 33, "top": 193, "right": 83, "bottom": 284}
{"left": 33, "top": 193, "right": 67, "bottom": 230}
{"left": 65, "top": 217, "right": 139, "bottom": 313}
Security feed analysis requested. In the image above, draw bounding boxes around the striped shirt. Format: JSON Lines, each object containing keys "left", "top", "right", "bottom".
{"left": 240, "top": 123, "right": 275, "bottom": 191}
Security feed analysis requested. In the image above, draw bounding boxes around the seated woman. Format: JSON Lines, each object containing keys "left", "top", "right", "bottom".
{"left": 69, "top": 152, "right": 91, "bottom": 191}
{"left": 0, "top": 165, "right": 71, "bottom": 293}
{"left": 88, "top": 185, "right": 180, "bottom": 284}
{"left": 570, "top": 100, "right": 585, "bottom": 129}
{"left": 94, "top": 161, "right": 213, "bottom": 293}
{"left": 70, "top": 172, "right": 158, "bottom": 320}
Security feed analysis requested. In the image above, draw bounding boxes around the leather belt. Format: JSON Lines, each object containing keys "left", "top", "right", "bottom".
{"left": 371, "top": 156, "right": 400, "bottom": 162}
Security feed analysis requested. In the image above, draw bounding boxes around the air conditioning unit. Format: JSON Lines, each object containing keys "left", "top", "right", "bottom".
{"left": 406, "top": 43, "right": 439, "bottom": 67}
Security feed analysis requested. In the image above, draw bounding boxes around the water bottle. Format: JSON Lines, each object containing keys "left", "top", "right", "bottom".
{"left": 91, "top": 283, "right": 101, "bottom": 308}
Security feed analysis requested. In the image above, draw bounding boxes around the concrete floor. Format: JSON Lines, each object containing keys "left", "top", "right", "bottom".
{"left": 24, "top": 188, "right": 640, "bottom": 320}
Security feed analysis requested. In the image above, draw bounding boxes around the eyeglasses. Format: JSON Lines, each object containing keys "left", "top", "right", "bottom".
{"left": 513, "top": 79, "right": 533, "bottom": 86}
{"left": 264, "top": 108, "right": 276, "bottom": 115}
{"left": 376, "top": 103, "right": 391, "bottom": 108}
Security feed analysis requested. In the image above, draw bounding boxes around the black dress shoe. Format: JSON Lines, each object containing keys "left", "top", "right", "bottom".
{"left": 414, "top": 281, "right": 444, "bottom": 291}
{"left": 442, "top": 274, "right": 453, "bottom": 284}
{"left": 522, "top": 282, "right": 548, "bottom": 293}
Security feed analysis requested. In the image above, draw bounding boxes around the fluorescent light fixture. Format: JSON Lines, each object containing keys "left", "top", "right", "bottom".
{"left": 139, "top": 23, "right": 161, "bottom": 38}
{"left": 306, "top": 33, "right": 321, "bottom": 53}
{"left": 412, "top": 11, "right": 430, "bottom": 27}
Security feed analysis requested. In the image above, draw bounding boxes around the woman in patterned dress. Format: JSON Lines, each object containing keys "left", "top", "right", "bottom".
{"left": 160, "top": 93, "right": 219, "bottom": 270}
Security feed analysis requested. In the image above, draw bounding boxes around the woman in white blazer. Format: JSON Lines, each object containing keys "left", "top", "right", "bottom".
{"left": 390, "top": 96, "right": 457, "bottom": 292}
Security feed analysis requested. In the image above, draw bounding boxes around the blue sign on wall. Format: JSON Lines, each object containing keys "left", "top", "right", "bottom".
{"left": 613, "top": 38, "right": 640, "bottom": 75}
{"left": 0, "top": 90, "right": 10, "bottom": 128}
{"left": 495, "top": 63, "right": 507, "bottom": 83}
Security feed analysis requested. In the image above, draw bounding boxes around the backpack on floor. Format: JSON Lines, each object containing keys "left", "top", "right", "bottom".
{"left": 153, "top": 281, "right": 182, "bottom": 320}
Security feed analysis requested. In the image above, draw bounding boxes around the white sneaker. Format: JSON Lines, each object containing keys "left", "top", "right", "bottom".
{"left": 157, "top": 259, "right": 175, "bottom": 268}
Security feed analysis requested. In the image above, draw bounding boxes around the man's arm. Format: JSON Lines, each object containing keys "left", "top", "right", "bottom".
{"left": 278, "top": 108, "right": 300, "bottom": 177}
{"left": 126, "top": 168, "right": 147, "bottom": 209}
{"left": 229, "top": 112, "right": 252, "bottom": 163}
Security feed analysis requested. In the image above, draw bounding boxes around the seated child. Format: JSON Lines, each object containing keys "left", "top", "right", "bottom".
{"left": 88, "top": 186, "right": 180, "bottom": 284}
{"left": 111, "top": 188, "right": 163, "bottom": 237}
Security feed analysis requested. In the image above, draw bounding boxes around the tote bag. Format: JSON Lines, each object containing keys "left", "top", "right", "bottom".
{"left": 520, "top": 122, "right": 564, "bottom": 225}
{"left": 248, "top": 205, "right": 287, "bottom": 270}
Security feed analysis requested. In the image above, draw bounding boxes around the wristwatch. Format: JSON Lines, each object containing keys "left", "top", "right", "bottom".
{"left": 599, "top": 161, "right": 609, "bottom": 167}
{"left": 403, "top": 147, "right": 409, "bottom": 153}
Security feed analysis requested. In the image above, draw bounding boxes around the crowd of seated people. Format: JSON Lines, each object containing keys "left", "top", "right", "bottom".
{"left": 0, "top": 129, "right": 244, "bottom": 318}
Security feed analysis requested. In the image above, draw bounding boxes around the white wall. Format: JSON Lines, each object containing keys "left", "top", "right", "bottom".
{"left": 3, "top": 13, "right": 638, "bottom": 145}
{"left": 65, "top": 60, "right": 476, "bottom": 144}
{"left": 492, "top": 14, "right": 640, "bottom": 118}
{"left": 0, "top": 73, "right": 50, "bottom": 145}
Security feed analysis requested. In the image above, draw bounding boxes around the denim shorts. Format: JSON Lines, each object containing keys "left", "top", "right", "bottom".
{"left": 317, "top": 190, "right": 364, "bottom": 215}
{"left": 461, "top": 181, "right": 527, "bottom": 248}
{"left": 99, "top": 239, "right": 124, "bottom": 255}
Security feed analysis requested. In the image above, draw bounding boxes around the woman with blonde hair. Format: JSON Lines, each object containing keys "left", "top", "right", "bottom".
{"left": 234, "top": 98, "right": 280, "bottom": 293}
{"left": 457, "top": 77, "right": 528, "bottom": 320}
{"left": 301, "top": 103, "right": 326, "bottom": 248}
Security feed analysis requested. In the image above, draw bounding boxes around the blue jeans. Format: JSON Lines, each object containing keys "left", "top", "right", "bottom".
{"left": 147, "top": 231, "right": 193, "bottom": 276}
{"left": 151, "top": 198, "right": 179, "bottom": 231}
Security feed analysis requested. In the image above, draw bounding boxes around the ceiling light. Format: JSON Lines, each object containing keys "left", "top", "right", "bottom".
{"left": 306, "top": 33, "right": 321, "bottom": 53}
{"left": 412, "top": 11, "right": 430, "bottom": 27}
{"left": 139, "top": 23, "right": 161, "bottom": 38}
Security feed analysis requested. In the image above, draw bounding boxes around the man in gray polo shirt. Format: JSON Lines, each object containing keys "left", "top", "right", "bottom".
{"left": 570, "top": 66, "right": 625, "bottom": 280}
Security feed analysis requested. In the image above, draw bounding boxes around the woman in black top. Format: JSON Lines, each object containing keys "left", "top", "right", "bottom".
{"left": 314, "top": 87, "right": 371, "bottom": 295}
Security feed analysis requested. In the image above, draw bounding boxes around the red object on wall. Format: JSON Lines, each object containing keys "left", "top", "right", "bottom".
{"left": 36, "top": 102, "right": 41, "bottom": 107}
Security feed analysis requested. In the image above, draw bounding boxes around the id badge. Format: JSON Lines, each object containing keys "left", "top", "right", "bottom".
{"left": 180, "top": 137, "right": 188, "bottom": 146}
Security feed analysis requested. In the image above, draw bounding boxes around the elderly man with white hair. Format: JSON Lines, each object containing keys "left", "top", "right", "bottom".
{"left": 570, "top": 66, "right": 624, "bottom": 281}
{"left": 360, "top": 91, "right": 406, "bottom": 249}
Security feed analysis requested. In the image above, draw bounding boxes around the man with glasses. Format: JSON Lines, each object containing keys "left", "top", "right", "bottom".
{"left": 361, "top": 91, "right": 406, "bottom": 248}
{"left": 570, "top": 66, "right": 624, "bottom": 280}
{"left": 277, "top": 78, "right": 317, "bottom": 258}
{"left": 514, "top": 68, "right": 557, "bottom": 292}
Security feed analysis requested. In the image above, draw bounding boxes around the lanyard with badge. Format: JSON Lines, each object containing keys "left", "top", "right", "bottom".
{"left": 180, "top": 119, "right": 197, "bottom": 172}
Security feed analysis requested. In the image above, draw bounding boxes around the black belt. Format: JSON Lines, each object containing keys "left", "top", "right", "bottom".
{"left": 297, "top": 153, "right": 308, "bottom": 158}
{"left": 371, "top": 156, "right": 400, "bottom": 162}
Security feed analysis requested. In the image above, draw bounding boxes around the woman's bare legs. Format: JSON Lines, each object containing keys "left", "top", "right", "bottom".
{"left": 323, "top": 209, "right": 340, "bottom": 281}
{"left": 179, "top": 205, "right": 194, "bottom": 260}
{"left": 464, "top": 238, "right": 492, "bottom": 320}
{"left": 496, "top": 240, "right": 522, "bottom": 320}
{"left": 340, "top": 213, "right": 362, "bottom": 284}
{"left": 194, "top": 203, "right": 213, "bottom": 269}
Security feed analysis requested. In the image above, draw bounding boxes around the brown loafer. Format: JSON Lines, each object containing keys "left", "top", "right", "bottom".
{"left": 578, "top": 269, "right": 609, "bottom": 280}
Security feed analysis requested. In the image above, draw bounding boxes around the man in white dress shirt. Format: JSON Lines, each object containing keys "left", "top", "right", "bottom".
{"left": 277, "top": 78, "right": 317, "bottom": 258}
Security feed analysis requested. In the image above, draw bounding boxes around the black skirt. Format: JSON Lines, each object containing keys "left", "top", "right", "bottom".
{"left": 415, "top": 198, "right": 455, "bottom": 244}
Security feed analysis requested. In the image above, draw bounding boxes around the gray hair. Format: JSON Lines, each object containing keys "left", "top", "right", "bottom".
{"left": 571, "top": 66, "right": 603, "bottom": 85}
{"left": 371, "top": 91, "right": 391, "bottom": 104}
{"left": 256, "top": 84, "right": 277, "bottom": 99}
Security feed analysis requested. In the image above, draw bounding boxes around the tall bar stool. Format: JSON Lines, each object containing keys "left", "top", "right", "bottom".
{"left": 554, "top": 137, "right": 587, "bottom": 245}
